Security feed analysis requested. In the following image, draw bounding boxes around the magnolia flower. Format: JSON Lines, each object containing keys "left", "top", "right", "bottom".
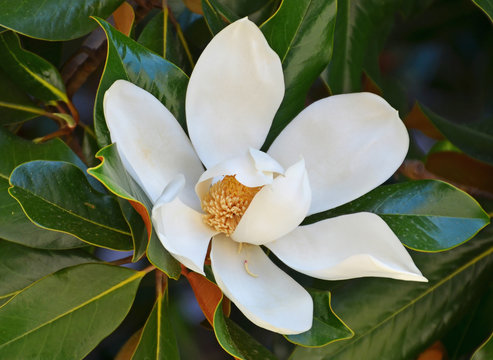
{"left": 103, "top": 18, "right": 427, "bottom": 335}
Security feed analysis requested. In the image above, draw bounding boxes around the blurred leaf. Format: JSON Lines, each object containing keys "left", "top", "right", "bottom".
{"left": 472, "top": 333, "right": 493, "bottom": 360}
{"left": 291, "top": 225, "right": 493, "bottom": 359}
{"left": 418, "top": 103, "right": 493, "bottom": 165}
{"left": 88, "top": 144, "right": 180, "bottom": 278}
{"left": 286, "top": 290, "right": 354, "bottom": 347}
{"left": 0, "top": 67, "right": 40, "bottom": 124}
{"left": 116, "top": 329, "right": 142, "bottom": 360}
{"left": 305, "top": 180, "right": 489, "bottom": 252}
{"left": 138, "top": 10, "right": 191, "bottom": 74}
{"left": 0, "top": 263, "right": 145, "bottom": 358}
{"left": 404, "top": 103, "right": 444, "bottom": 140}
{"left": 131, "top": 283, "right": 179, "bottom": 360}
{"left": 0, "top": 128, "right": 85, "bottom": 249}
{"left": 213, "top": 298, "right": 276, "bottom": 360}
{"left": 473, "top": 0, "right": 493, "bottom": 22}
{"left": 113, "top": 1, "right": 135, "bottom": 37}
{"left": 426, "top": 151, "right": 493, "bottom": 197}
{"left": 218, "top": 0, "right": 275, "bottom": 17}
{"left": 0, "top": 0, "right": 125, "bottom": 40}
{"left": 416, "top": 342, "right": 447, "bottom": 360}
{"left": 183, "top": 0, "right": 203, "bottom": 15}
{"left": 93, "top": 18, "right": 189, "bottom": 147}
{"left": 0, "top": 31, "right": 67, "bottom": 102}
{"left": 202, "top": 0, "right": 238, "bottom": 35}
{"left": 261, "top": 0, "right": 337, "bottom": 148}
{"left": 9, "top": 160, "right": 133, "bottom": 251}
{"left": 0, "top": 240, "right": 98, "bottom": 299}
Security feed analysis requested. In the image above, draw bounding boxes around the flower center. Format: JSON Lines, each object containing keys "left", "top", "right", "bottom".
{"left": 201, "top": 175, "right": 261, "bottom": 235}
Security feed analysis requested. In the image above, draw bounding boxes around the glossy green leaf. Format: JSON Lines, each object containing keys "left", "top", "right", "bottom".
{"left": 9, "top": 160, "right": 133, "bottom": 251}
{"left": 202, "top": 0, "right": 238, "bottom": 35}
{"left": 0, "top": 240, "right": 98, "bottom": 299}
{"left": 305, "top": 180, "right": 490, "bottom": 252}
{"left": 0, "top": 263, "right": 145, "bottom": 359}
{"left": 260, "top": 0, "right": 337, "bottom": 148}
{"left": 138, "top": 10, "right": 192, "bottom": 74}
{"left": 0, "top": 0, "right": 125, "bottom": 40}
{"left": 286, "top": 290, "right": 353, "bottom": 347}
{"left": 213, "top": 298, "right": 276, "bottom": 360}
{"left": 419, "top": 103, "right": 493, "bottom": 165}
{"left": 290, "top": 225, "right": 493, "bottom": 359}
{"left": 217, "top": 0, "right": 275, "bottom": 17}
{"left": 119, "top": 199, "right": 148, "bottom": 262}
{"left": 0, "top": 67, "right": 40, "bottom": 124}
{"left": 94, "top": 18, "right": 189, "bottom": 147}
{"left": 0, "top": 31, "right": 67, "bottom": 102}
{"left": 88, "top": 144, "right": 181, "bottom": 278}
{"left": 131, "top": 285, "right": 179, "bottom": 359}
{"left": 472, "top": 333, "right": 493, "bottom": 360}
{"left": 473, "top": 0, "right": 493, "bottom": 22}
{"left": 0, "top": 129, "right": 85, "bottom": 249}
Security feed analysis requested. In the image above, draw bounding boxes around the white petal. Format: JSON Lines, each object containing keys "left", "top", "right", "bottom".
{"left": 211, "top": 235, "right": 313, "bottom": 334}
{"left": 195, "top": 149, "right": 283, "bottom": 200}
{"left": 104, "top": 80, "right": 204, "bottom": 208}
{"left": 232, "top": 159, "right": 311, "bottom": 245}
{"left": 267, "top": 212, "right": 427, "bottom": 282}
{"left": 268, "top": 92, "right": 409, "bottom": 215}
{"left": 152, "top": 175, "right": 217, "bottom": 275}
{"left": 186, "top": 18, "right": 284, "bottom": 168}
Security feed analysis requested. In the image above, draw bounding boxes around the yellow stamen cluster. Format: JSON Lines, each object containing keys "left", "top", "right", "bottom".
{"left": 202, "top": 176, "right": 261, "bottom": 235}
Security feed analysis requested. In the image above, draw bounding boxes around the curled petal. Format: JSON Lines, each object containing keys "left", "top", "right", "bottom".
{"left": 186, "top": 18, "right": 284, "bottom": 168}
{"left": 195, "top": 149, "right": 283, "bottom": 200}
{"left": 152, "top": 175, "right": 217, "bottom": 275}
{"left": 268, "top": 92, "right": 409, "bottom": 214}
{"left": 267, "top": 212, "right": 427, "bottom": 282}
{"left": 211, "top": 235, "right": 313, "bottom": 334}
{"left": 104, "top": 80, "right": 203, "bottom": 208}
{"left": 232, "top": 159, "right": 311, "bottom": 245}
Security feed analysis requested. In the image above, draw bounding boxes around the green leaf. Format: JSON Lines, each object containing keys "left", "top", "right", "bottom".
{"left": 0, "top": 263, "right": 145, "bottom": 359}
{"left": 0, "top": 128, "right": 85, "bottom": 249}
{"left": 472, "top": 332, "right": 493, "bottom": 360}
{"left": 202, "top": 0, "right": 238, "bottom": 35}
{"left": 119, "top": 199, "right": 148, "bottom": 262}
{"left": 94, "top": 17, "right": 189, "bottom": 148}
{"left": 286, "top": 290, "right": 353, "bottom": 347}
{"left": 213, "top": 299, "right": 276, "bottom": 360}
{"left": 138, "top": 10, "right": 192, "bottom": 74}
{"left": 0, "top": 31, "right": 67, "bottom": 102}
{"left": 290, "top": 225, "right": 493, "bottom": 359}
{"left": 0, "top": 240, "right": 98, "bottom": 299}
{"left": 131, "top": 284, "right": 179, "bottom": 359}
{"left": 88, "top": 144, "right": 181, "bottom": 278}
{"left": 260, "top": 0, "right": 337, "bottom": 148}
{"left": 0, "top": 67, "right": 41, "bottom": 124}
{"left": 473, "top": 0, "right": 493, "bottom": 22}
{"left": 419, "top": 103, "right": 493, "bottom": 166}
{"left": 0, "top": 0, "right": 125, "bottom": 40}
{"left": 305, "top": 180, "right": 490, "bottom": 252}
{"left": 9, "top": 160, "right": 133, "bottom": 251}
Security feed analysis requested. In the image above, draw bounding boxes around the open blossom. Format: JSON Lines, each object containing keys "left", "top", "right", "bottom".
{"left": 103, "top": 18, "right": 427, "bottom": 335}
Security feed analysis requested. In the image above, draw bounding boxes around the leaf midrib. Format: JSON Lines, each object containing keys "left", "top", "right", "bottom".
{"left": 0, "top": 270, "right": 144, "bottom": 349}
{"left": 9, "top": 185, "right": 131, "bottom": 236}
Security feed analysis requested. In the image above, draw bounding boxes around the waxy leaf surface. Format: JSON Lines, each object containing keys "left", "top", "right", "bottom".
{"left": 306, "top": 180, "right": 490, "bottom": 252}
{"left": 0, "top": 264, "right": 144, "bottom": 359}
{"left": 0, "top": 0, "right": 125, "bottom": 40}
{"left": 261, "top": 0, "right": 337, "bottom": 148}
{"left": 291, "top": 225, "right": 493, "bottom": 359}
{"left": 0, "top": 129, "right": 84, "bottom": 249}
{"left": 9, "top": 161, "right": 133, "bottom": 250}
{"left": 94, "top": 18, "right": 189, "bottom": 147}
{"left": 473, "top": 0, "right": 493, "bottom": 22}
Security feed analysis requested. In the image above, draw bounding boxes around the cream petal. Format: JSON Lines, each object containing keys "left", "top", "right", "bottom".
{"left": 152, "top": 175, "right": 217, "bottom": 275}
{"left": 232, "top": 159, "right": 311, "bottom": 245}
{"left": 267, "top": 212, "right": 427, "bottom": 282}
{"left": 186, "top": 18, "right": 284, "bottom": 169}
{"left": 195, "top": 149, "right": 283, "bottom": 200}
{"left": 104, "top": 80, "right": 204, "bottom": 208}
{"left": 211, "top": 235, "right": 313, "bottom": 334}
{"left": 268, "top": 92, "right": 409, "bottom": 215}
